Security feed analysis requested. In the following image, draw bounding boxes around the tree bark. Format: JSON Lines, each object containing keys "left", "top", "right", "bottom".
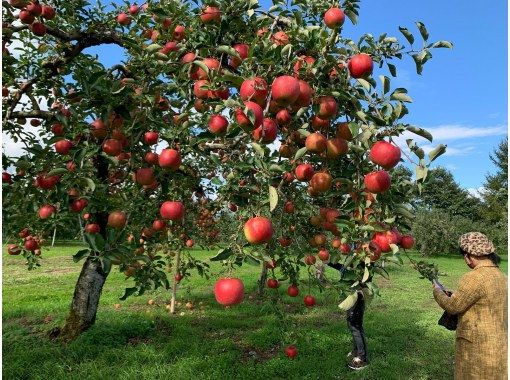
{"left": 257, "top": 264, "right": 268, "bottom": 297}
{"left": 58, "top": 257, "right": 108, "bottom": 342}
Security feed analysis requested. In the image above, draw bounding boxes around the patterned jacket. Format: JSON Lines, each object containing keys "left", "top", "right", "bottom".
{"left": 433, "top": 264, "right": 508, "bottom": 380}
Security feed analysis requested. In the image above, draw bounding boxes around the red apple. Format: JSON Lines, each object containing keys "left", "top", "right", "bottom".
{"left": 348, "top": 53, "right": 373, "bottom": 78}
{"left": 364, "top": 170, "right": 391, "bottom": 193}
{"left": 318, "top": 249, "right": 330, "bottom": 261}
{"left": 293, "top": 55, "right": 316, "bottom": 77}
{"left": 128, "top": 4, "right": 139, "bottom": 15}
{"left": 108, "top": 211, "right": 127, "bottom": 229}
{"left": 70, "top": 198, "right": 88, "bottom": 213}
{"left": 304, "top": 294, "right": 316, "bottom": 307}
{"left": 152, "top": 219, "right": 166, "bottom": 231}
{"left": 102, "top": 139, "right": 122, "bottom": 156}
{"left": 271, "top": 75, "right": 300, "bottom": 106}
{"left": 26, "top": 1, "right": 42, "bottom": 15}
{"left": 230, "top": 43, "right": 249, "bottom": 68}
{"left": 143, "top": 131, "right": 159, "bottom": 145}
{"left": 239, "top": 77, "right": 268, "bottom": 106}
{"left": 208, "top": 114, "right": 228, "bottom": 135}
{"left": 173, "top": 25, "right": 185, "bottom": 41}
{"left": 193, "top": 79, "right": 210, "bottom": 99}
{"left": 304, "top": 255, "right": 316, "bottom": 265}
{"left": 294, "top": 80, "right": 313, "bottom": 108}
{"left": 200, "top": 6, "right": 221, "bottom": 23}
{"left": 287, "top": 284, "right": 299, "bottom": 297}
{"left": 7, "top": 244, "right": 21, "bottom": 255}
{"left": 41, "top": 5, "right": 55, "bottom": 19}
{"left": 38, "top": 204, "right": 56, "bottom": 219}
{"left": 326, "top": 138, "right": 348, "bottom": 159}
{"left": 24, "top": 239, "right": 39, "bottom": 251}
{"left": 285, "top": 345, "right": 297, "bottom": 359}
{"left": 31, "top": 22, "right": 46, "bottom": 36}
{"left": 340, "top": 243, "right": 351, "bottom": 255}
{"left": 214, "top": 277, "right": 244, "bottom": 306}
{"left": 235, "top": 101, "right": 263, "bottom": 129}
{"left": 316, "top": 95, "right": 338, "bottom": 120}
{"left": 54, "top": 139, "right": 73, "bottom": 155}
{"left": 145, "top": 152, "right": 159, "bottom": 165}
{"left": 271, "top": 31, "right": 289, "bottom": 46}
{"left": 181, "top": 52, "right": 196, "bottom": 64}
{"left": 267, "top": 278, "right": 279, "bottom": 288}
{"left": 117, "top": 13, "right": 131, "bottom": 25}
{"left": 401, "top": 235, "right": 415, "bottom": 249}
{"left": 2, "top": 172, "right": 12, "bottom": 184}
{"left": 85, "top": 224, "right": 101, "bottom": 234}
{"left": 243, "top": 216, "right": 273, "bottom": 244}
{"left": 158, "top": 148, "right": 181, "bottom": 171}
{"left": 310, "top": 172, "right": 332, "bottom": 193}
{"left": 196, "top": 57, "right": 221, "bottom": 79}
{"left": 369, "top": 141, "right": 401, "bottom": 169}
{"left": 324, "top": 7, "right": 345, "bottom": 28}
{"left": 160, "top": 201, "right": 185, "bottom": 220}
{"left": 305, "top": 132, "right": 327, "bottom": 153}
{"left": 19, "top": 10, "right": 35, "bottom": 24}
{"left": 295, "top": 164, "right": 314, "bottom": 181}
{"left": 90, "top": 119, "right": 107, "bottom": 138}
{"left": 135, "top": 168, "right": 155, "bottom": 185}
{"left": 252, "top": 118, "right": 277, "bottom": 143}
{"left": 276, "top": 109, "right": 292, "bottom": 125}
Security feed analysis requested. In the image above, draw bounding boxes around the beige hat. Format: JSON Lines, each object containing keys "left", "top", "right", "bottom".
{"left": 459, "top": 232, "right": 495, "bottom": 256}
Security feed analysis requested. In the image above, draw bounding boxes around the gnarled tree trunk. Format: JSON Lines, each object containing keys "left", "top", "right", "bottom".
{"left": 58, "top": 257, "right": 108, "bottom": 341}
{"left": 257, "top": 264, "right": 268, "bottom": 297}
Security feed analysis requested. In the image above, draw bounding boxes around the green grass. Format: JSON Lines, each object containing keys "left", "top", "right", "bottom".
{"left": 3, "top": 244, "right": 507, "bottom": 380}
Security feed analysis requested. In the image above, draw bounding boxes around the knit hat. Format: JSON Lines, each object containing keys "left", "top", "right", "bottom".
{"left": 459, "top": 232, "right": 495, "bottom": 256}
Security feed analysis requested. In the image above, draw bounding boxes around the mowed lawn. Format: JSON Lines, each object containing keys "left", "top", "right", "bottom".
{"left": 3, "top": 243, "right": 508, "bottom": 380}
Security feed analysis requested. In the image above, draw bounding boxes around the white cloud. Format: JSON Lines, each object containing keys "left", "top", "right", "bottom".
{"left": 425, "top": 124, "right": 507, "bottom": 141}
{"left": 421, "top": 144, "right": 475, "bottom": 157}
{"left": 467, "top": 187, "right": 486, "bottom": 199}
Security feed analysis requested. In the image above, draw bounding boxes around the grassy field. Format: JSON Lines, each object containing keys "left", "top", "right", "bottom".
{"left": 2, "top": 243, "right": 508, "bottom": 380}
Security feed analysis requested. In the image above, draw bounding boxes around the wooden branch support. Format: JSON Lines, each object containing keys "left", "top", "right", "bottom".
{"left": 170, "top": 250, "right": 181, "bottom": 314}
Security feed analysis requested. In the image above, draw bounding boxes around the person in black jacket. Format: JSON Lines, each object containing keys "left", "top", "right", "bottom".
{"left": 328, "top": 262, "right": 369, "bottom": 370}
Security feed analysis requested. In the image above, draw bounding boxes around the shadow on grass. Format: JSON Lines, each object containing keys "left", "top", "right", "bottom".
{"left": 3, "top": 296, "right": 454, "bottom": 380}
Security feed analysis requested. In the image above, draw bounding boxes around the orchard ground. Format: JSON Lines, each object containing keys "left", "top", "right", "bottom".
{"left": 3, "top": 244, "right": 507, "bottom": 380}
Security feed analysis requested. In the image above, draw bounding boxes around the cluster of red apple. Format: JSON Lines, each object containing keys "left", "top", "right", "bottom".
{"left": 10, "top": 0, "right": 55, "bottom": 36}
{"left": 7, "top": 228, "right": 43, "bottom": 256}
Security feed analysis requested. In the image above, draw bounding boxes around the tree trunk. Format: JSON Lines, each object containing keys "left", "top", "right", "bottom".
{"left": 58, "top": 257, "right": 108, "bottom": 342}
{"left": 257, "top": 264, "right": 268, "bottom": 297}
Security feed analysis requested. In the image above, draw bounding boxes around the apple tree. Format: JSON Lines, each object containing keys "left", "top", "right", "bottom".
{"left": 2, "top": 0, "right": 450, "bottom": 342}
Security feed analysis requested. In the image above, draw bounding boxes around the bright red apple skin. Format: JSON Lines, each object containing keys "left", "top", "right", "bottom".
{"left": 340, "top": 243, "right": 351, "bottom": 254}
{"left": 181, "top": 52, "right": 196, "bottom": 64}
{"left": 294, "top": 80, "right": 313, "bottom": 108}
{"left": 135, "top": 168, "right": 155, "bottom": 185}
{"left": 400, "top": 235, "right": 415, "bottom": 249}
{"left": 231, "top": 43, "right": 249, "bottom": 68}
{"left": 200, "top": 6, "right": 221, "bottom": 23}
{"left": 102, "top": 139, "right": 122, "bottom": 156}
{"left": 145, "top": 152, "right": 159, "bottom": 165}
{"left": 310, "top": 172, "right": 332, "bottom": 193}
{"left": 316, "top": 96, "right": 338, "bottom": 119}
{"left": 214, "top": 277, "right": 244, "bottom": 306}
{"left": 364, "top": 170, "right": 391, "bottom": 193}
{"left": 267, "top": 278, "right": 279, "bottom": 288}
{"left": 276, "top": 109, "right": 292, "bottom": 125}
{"left": 369, "top": 141, "right": 401, "bottom": 169}
{"left": 324, "top": 7, "right": 345, "bottom": 28}
{"left": 143, "top": 131, "right": 159, "bottom": 145}
{"left": 2, "top": 172, "right": 12, "bottom": 183}
{"left": 24, "top": 239, "right": 39, "bottom": 251}
{"left": 252, "top": 118, "right": 277, "bottom": 143}
{"left": 70, "top": 198, "right": 88, "bottom": 213}
{"left": 285, "top": 345, "right": 298, "bottom": 359}
{"left": 348, "top": 53, "right": 373, "bottom": 78}
{"left": 158, "top": 148, "right": 181, "bottom": 171}
{"left": 38, "top": 204, "right": 56, "bottom": 219}
{"left": 239, "top": 77, "right": 268, "bottom": 106}
{"left": 295, "top": 164, "right": 314, "bottom": 181}
{"left": 287, "top": 285, "right": 299, "bottom": 297}
{"left": 271, "top": 75, "right": 300, "bottom": 106}
{"left": 305, "top": 132, "right": 327, "bottom": 153}
{"left": 244, "top": 216, "right": 273, "bottom": 244}
{"left": 326, "top": 138, "right": 348, "bottom": 159}
{"left": 304, "top": 295, "right": 316, "bottom": 307}
{"left": 371, "top": 232, "right": 391, "bottom": 253}
{"left": 31, "top": 22, "right": 47, "bottom": 36}
{"left": 54, "top": 139, "right": 73, "bottom": 155}
{"left": 26, "top": 2, "right": 42, "bottom": 15}
{"left": 160, "top": 201, "right": 185, "bottom": 220}
{"left": 152, "top": 219, "right": 166, "bottom": 231}
{"left": 235, "top": 101, "right": 263, "bottom": 129}
{"left": 85, "top": 224, "right": 101, "bottom": 234}
{"left": 41, "top": 5, "right": 56, "bottom": 19}
{"left": 196, "top": 57, "right": 220, "bottom": 79}
{"left": 208, "top": 114, "right": 228, "bottom": 134}
{"left": 293, "top": 55, "right": 315, "bottom": 77}
{"left": 90, "top": 119, "right": 107, "bottom": 138}
{"left": 108, "top": 211, "right": 127, "bottom": 229}
{"left": 117, "top": 13, "right": 131, "bottom": 25}
{"left": 7, "top": 244, "right": 22, "bottom": 255}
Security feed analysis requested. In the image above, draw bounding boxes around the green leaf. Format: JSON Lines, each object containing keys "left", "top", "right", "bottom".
{"left": 390, "top": 244, "right": 400, "bottom": 254}
{"left": 398, "top": 27, "right": 414, "bottom": 45}
{"left": 357, "top": 78, "right": 371, "bottom": 91}
{"left": 72, "top": 249, "right": 90, "bottom": 263}
{"left": 395, "top": 205, "right": 415, "bottom": 220}
{"left": 411, "top": 53, "right": 423, "bottom": 75}
{"left": 210, "top": 248, "right": 233, "bottom": 261}
{"left": 415, "top": 21, "right": 429, "bottom": 41}
{"left": 281, "top": 44, "right": 292, "bottom": 59}
{"left": 244, "top": 255, "right": 261, "bottom": 266}
{"left": 428, "top": 144, "right": 447, "bottom": 162}
{"left": 294, "top": 147, "right": 307, "bottom": 160}
{"left": 47, "top": 168, "right": 68, "bottom": 176}
{"left": 387, "top": 63, "right": 397, "bottom": 77}
{"left": 216, "top": 45, "right": 241, "bottom": 59}
{"left": 251, "top": 142, "right": 265, "bottom": 157}
{"left": 84, "top": 178, "right": 96, "bottom": 192}
{"left": 406, "top": 125, "right": 433, "bottom": 142}
{"left": 119, "top": 287, "right": 138, "bottom": 301}
{"left": 390, "top": 89, "right": 413, "bottom": 103}
{"left": 84, "top": 233, "right": 105, "bottom": 252}
{"left": 415, "top": 165, "right": 428, "bottom": 182}
{"left": 338, "top": 292, "right": 358, "bottom": 311}
{"left": 192, "top": 61, "right": 209, "bottom": 76}
{"left": 431, "top": 40, "right": 453, "bottom": 49}
{"left": 145, "top": 44, "right": 162, "bottom": 53}
{"left": 379, "top": 75, "right": 390, "bottom": 94}
{"left": 269, "top": 185, "right": 278, "bottom": 212}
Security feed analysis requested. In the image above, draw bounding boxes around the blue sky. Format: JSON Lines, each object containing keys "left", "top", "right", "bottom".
{"left": 88, "top": 0, "right": 507, "bottom": 192}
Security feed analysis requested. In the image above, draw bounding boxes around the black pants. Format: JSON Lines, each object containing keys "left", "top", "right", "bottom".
{"left": 346, "top": 292, "right": 368, "bottom": 361}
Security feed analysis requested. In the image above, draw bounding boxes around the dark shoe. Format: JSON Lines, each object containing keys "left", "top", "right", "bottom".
{"left": 348, "top": 357, "right": 368, "bottom": 371}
